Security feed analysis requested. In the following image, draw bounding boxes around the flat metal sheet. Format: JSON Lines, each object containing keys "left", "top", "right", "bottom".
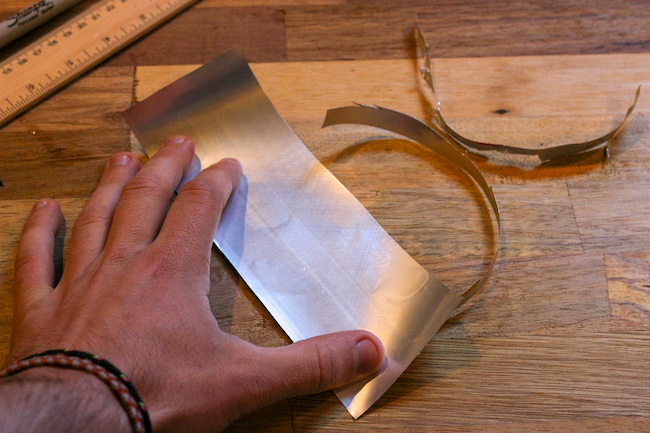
{"left": 123, "top": 50, "right": 497, "bottom": 418}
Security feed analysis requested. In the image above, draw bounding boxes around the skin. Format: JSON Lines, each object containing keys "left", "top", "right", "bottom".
{"left": 0, "top": 135, "right": 384, "bottom": 432}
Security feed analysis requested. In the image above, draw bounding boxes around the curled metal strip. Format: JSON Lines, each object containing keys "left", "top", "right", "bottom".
{"left": 323, "top": 104, "right": 501, "bottom": 306}
{"left": 415, "top": 26, "right": 641, "bottom": 164}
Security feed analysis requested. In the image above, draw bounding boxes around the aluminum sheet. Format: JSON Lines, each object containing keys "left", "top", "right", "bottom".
{"left": 123, "top": 50, "right": 498, "bottom": 418}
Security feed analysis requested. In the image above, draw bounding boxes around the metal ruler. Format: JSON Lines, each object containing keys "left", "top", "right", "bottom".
{"left": 0, "top": 0, "right": 200, "bottom": 128}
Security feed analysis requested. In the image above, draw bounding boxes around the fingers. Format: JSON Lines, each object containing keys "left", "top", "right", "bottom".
{"left": 64, "top": 152, "right": 140, "bottom": 277}
{"left": 13, "top": 199, "right": 64, "bottom": 311}
{"left": 258, "top": 331, "right": 384, "bottom": 400}
{"left": 105, "top": 136, "right": 195, "bottom": 256}
{"left": 153, "top": 158, "right": 242, "bottom": 269}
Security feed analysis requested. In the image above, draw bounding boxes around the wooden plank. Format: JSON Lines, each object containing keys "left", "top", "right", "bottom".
{"left": 605, "top": 251, "right": 650, "bottom": 332}
{"left": 416, "top": 0, "right": 650, "bottom": 58}
{"left": 428, "top": 54, "right": 648, "bottom": 120}
{"left": 569, "top": 176, "right": 650, "bottom": 254}
{"left": 4, "top": 0, "right": 650, "bottom": 67}
{"left": 441, "top": 252, "right": 610, "bottom": 339}
{"left": 284, "top": 0, "right": 650, "bottom": 61}
{"left": 0, "top": 66, "right": 133, "bottom": 199}
{"left": 290, "top": 334, "right": 650, "bottom": 431}
{"left": 105, "top": 7, "right": 287, "bottom": 66}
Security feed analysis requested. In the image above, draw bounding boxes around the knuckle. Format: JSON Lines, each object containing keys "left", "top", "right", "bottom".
{"left": 73, "top": 206, "right": 111, "bottom": 232}
{"left": 151, "top": 245, "right": 184, "bottom": 273}
{"left": 13, "top": 249, "right": 38, "bottom": 280}
{"left": 312, "top": 344, "right": 338, "bottom": 391}
{"left": 102, "top": 243, "right": 136, "bottom": 267}
{"left": 121, "top": 173, "right": 164, "bottom": 200}
{"left": 181, "top": 178, "right": 222, "bottom": 206}
{"left": 157, "top": 232, "right": 211, "bottom": 271}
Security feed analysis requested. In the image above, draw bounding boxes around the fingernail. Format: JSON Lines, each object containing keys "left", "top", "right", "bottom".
{"left": 165, "top": 135, "right": 190, "bottom": 145}
{"left": 34, "top": 199, "right": 48, "bottom": 210}
{"left": 109, "top": 153, "right": 131, "bottom": 167}
{"left": 354, "top": 338, "right": 383, "bottom": 375}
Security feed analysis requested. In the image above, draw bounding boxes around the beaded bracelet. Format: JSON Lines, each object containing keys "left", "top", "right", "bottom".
{"left": 0, "top": 349, "right": 152, "bottom": 433}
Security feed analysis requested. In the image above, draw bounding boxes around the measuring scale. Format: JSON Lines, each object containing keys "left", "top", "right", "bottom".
{"left": 0, "top": 0, "right": 199, "bottom": 127}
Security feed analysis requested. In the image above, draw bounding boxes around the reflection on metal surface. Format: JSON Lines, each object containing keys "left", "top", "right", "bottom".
{"left": 122, "top": 49, "right": 497, "bottom": 419}
{"left": 415, "top": 26, "right": 641, "bottom": 166}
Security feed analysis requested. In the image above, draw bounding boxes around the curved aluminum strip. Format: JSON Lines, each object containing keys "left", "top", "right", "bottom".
{"left": 415, "top": 26, "right": 641, "bottom": 164}
{"left": 322, "top": 105, "right": 501, "bottom": 305}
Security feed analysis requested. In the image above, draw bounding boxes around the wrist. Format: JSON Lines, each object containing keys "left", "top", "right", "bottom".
{"left": 1, "top": 350, "right": 151, "bottom": 432}
{"left": 0, "top": 366, "right": 131, "bottom": 433}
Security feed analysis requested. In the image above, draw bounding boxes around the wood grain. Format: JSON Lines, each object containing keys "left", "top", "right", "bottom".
{"left": 105, "top": 7, "right": 288, "bottom": 66}
{"left": 1, "top": 1, "right": 649, "bottom": 432}
{"left": 285, "top": 0, "right": 650, "bottom": 61}
{"left": 290, "top": 335, "right": 650, "bottom": 431}
{"left": 0, "top": 66, "right": 133, "bottom": 199}
{"left": 605, "top": 251, "right": 650, "bottom": 332}
{"left": 5, "top": 0, "right": 650, "bottom": 64}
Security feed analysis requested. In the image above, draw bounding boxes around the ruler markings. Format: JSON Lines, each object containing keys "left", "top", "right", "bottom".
{"left": 0, "top": 0, "right": 200, "bottom": 127}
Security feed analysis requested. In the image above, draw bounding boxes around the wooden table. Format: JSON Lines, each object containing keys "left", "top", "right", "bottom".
{"left": 1, "top": 1, "right": 649, "bottom": 431}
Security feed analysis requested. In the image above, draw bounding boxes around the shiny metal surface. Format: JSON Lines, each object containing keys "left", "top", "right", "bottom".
{"left": 122, "top": 50, "right": 497, "bottom": 418}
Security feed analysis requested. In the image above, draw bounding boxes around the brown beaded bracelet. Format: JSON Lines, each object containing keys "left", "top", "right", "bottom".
{"left": 0, "top": 349, "right": 151, "bottom": 433}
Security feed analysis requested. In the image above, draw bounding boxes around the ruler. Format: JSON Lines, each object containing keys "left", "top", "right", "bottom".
{"left": 0, "top": 0, "right": 200, "bottom": 128}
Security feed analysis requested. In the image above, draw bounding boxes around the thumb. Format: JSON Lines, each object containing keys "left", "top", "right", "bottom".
{"left": 262, "top": 330, "right": 385, "bottom": 399}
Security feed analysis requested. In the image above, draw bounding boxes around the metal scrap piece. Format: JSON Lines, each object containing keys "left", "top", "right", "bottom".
{"left": 415, "top": 26, "right": 641, "bottom": 165}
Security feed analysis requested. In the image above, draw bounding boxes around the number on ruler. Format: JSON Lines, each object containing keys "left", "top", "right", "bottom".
{"left": 0, "top": 0, "right": 201, "bottom": 127}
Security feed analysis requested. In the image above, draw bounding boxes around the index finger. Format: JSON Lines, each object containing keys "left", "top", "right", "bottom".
{"left": 152, "top": 158, "right": 242, "bottom": 269}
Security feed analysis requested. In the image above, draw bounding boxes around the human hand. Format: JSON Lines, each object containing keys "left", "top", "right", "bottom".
{"left": 4, "top": 135, "right": 384, "bottom": 432}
